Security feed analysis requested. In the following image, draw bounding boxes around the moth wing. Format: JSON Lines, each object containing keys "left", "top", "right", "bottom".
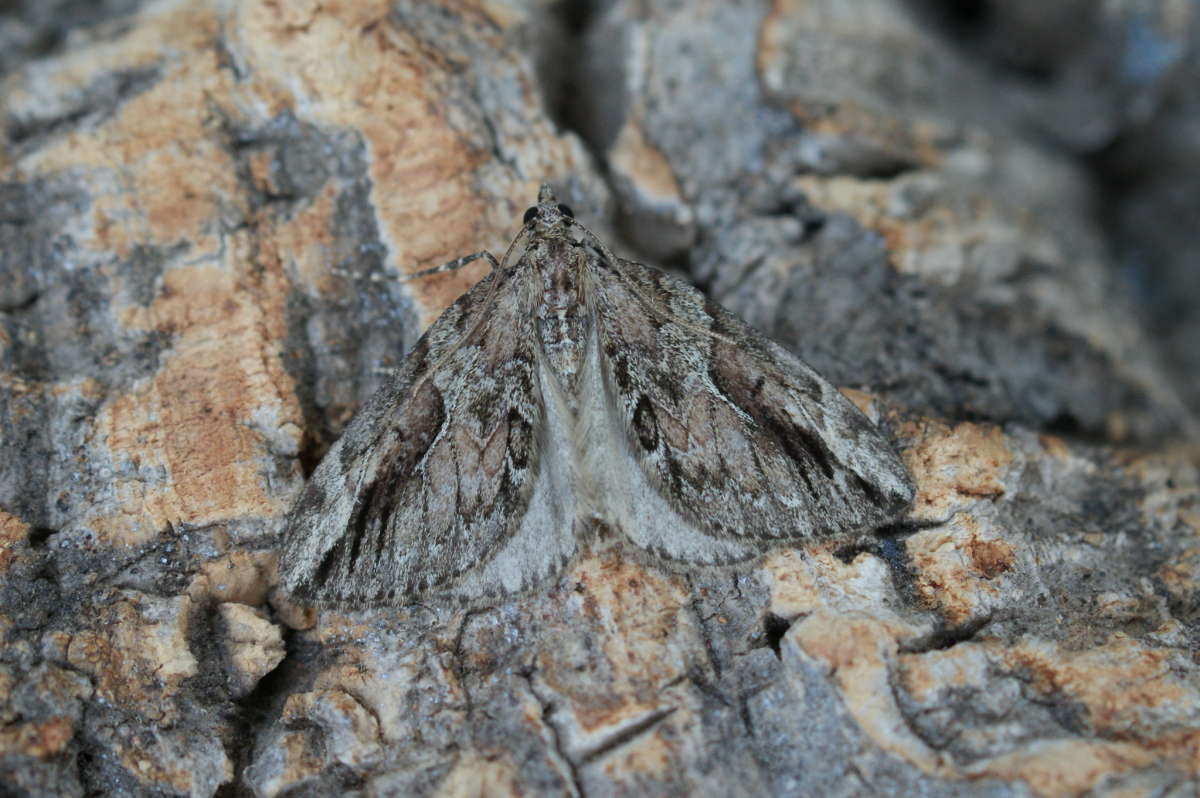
{"left": 280, "top": 266, "right": 576, "bottom": 606}
{"left": 588, "top": 256, "right": 914, "bottom": 563}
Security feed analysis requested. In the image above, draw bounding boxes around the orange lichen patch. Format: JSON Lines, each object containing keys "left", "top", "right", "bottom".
{"left": 474, "top": 0, "right": 527, "bottom": 30}
{"left": 0, "top": 717, "right": 75, "bottom": 759}
{"left": 756, "top": 0, "right": 956, "bottom": 169}
{"left": 1002, "top": 635, "right": 1199, "bottom": 737}
{"left": 260, "top": 182, "right": 341, "bottom": 295}
{"left": 962, "top": 533, "right": 1015, "bottom": 579}
{"left": 1119, "top": 456, "right": 1200, "bottom": 543}
{"left": 220, "top": 603, "right": 286, "bottom": 696}
{"left": 762, "top": 549, "right": 824, "bottom": 616}
{"left": 122, "top": 255, "right": 286, "bottom": 336}
{"left": 289, "top": 614, "right": 461, "bottom": 743}
{"left": 187, "top": 550, "right": 276, "bottom": 605}
{"left": 901, "top": 421, "right": 1013, "bottom": 522}
{"left": 6, "top": 5, "right": 219, "bottom": 155}
{"left": 1105, "top": 411, "right": 1130, "bottom": 443}
{"left": 896, "top": 640, "right": 992, "bottom": 704}
{"left": 16, "top": 0, "right": 548, "bottom": 325}
{"left": 1115, "top": 447, "right": 1196, "bottom": 482}
{"left": 1038, "top": 434, "right": 1071, "bottom": 459}
{"left": 1092, "top": 590, "right": 1159, "bottom": 625}
{"left": 83, "top": 66, "right": 244, "bottom": 256}
{"left": 9, "top": 4, "right": 241, "bottom": 259}
{"left": 253, "top": 727, "right": 326, "bottom": 796}
{"left": 269, "top": 586, "right": 319, "bottom": 632}
{"left": 600, "top": 722, "right": 676, "bottom": 782}
{"left": 0, "top": 665, "right": 90, "bottom": 758}
{"left": 90, "top": 257, "right": 300, "bottom": 545}
{"left": 907, "top": 516, "right": 1016, "bottom": 624}
{"left": 305, "top": 612, "right": 375, "bottom": 649}
{"left": 791, "top": 174, "right": 1022, "bottom": 283}
{"left": 434, "top": 752, "right": 525, "bottom": 798}
{"left": 762, "top": 548, "right": 923, "bottom": 640}
{"left": 794, "top": 610, "right": 893, "bottom": 675}
{"left": 542, "top": 552, "right": 691, "bottom": 735}
{"left": 816, "top": 622, "right": 1196, "bottom": 794}
{"left": 280, "top": 689, "right": 383, "bottom": 766}
{"left": 838, "top": 387, "right": 879, "bottom": 421}
{"left": 66, "top": 593, "right": 197, "bottom": 722}
{"left": 123, "top": 144, "right": 241, "bottom": 251}
{"left": 0, "top": 511, "right": 29, "bottom": 573}
{"left": 0, "top": 375, "right": 41, "bottom": 429}
{"left": 1157, "top": 547, "right": 1200, "bottom": 606}
{"left": 609, "top": 118, "right": 685, "bottom": 208}
{"left": 229, "top": 0, "right": 513, "bottom": 324}
{"left": 0, "top": 667, "right": 13, "bottom": 719}
{"left": 245, "top": 149, "right": 278, "bottom": 197}
{"left": 964, "top": 739, "right": 1159, "bottom": 798}
{"left": 797, "top": 106, "right": 952, "bottom": 169}
{"left": 117, "top": 738, "right": 231, "bottom": 798}
{"left": 1151, "top": 728, "right": 1200, "bottom": 774}
{"left": 791, "top": 610, "right": 948, "bottom": 775}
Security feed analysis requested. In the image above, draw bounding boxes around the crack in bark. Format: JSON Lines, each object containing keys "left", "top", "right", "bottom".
{"left": 898, "top": 613, "right": 994, "bottom": 654}
{"left": 685, "top": 576, "right": 725, "bottom": 681}
{"left": 682, "top": 667, "right": 734, "bottom": 710}
{"left": 225, "top": 623, "right": 312, "bottom": 795}
{"left": 449, "top": 607, "right": 492, "bottom": 718}
{"left": 737, "top": 685, "right": 763, "bottom": 738}
{"left": 887, "top": 671, "right": 958, "bottom": 756}
{"left": 518, "top": 667, "right": 585, "bottom": 798}
{"left": 579, "top": 706, "right": 678, "bottom": 764}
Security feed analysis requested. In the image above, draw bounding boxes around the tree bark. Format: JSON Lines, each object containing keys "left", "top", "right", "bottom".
{"left": 1, "top": 1, "right": 1197, "bottom": 796}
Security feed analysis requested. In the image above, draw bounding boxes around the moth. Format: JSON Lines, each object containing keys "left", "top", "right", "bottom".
{"left": 280, "top": 185, "right": 915, "bottom": 606}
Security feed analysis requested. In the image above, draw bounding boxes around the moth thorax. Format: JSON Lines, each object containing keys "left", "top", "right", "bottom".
{"left": 537, "top": 312, "right": 590, "bottom": 404}
{"left": 534, "top": 243, "right": 590, "bottom": 404}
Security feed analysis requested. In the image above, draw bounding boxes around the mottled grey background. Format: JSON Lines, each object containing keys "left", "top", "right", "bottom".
{"left": 1, "top": 1, "right": 1198, "bottom": 797}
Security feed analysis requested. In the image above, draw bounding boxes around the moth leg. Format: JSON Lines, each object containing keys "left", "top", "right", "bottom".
{"left": 400, "top": 251, "right": 500, "bottom": 282}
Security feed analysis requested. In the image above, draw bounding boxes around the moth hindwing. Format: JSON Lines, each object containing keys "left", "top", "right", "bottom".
{"left": 279, "top": 185, "right": 915, "bottom": 606}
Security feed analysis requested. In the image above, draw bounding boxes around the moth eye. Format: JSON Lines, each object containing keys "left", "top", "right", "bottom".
{"left": 557, "top": 203, "right": 575, "bottom": 219}
{"left": 522, "top": 206, "right": 538, "bottom": 225}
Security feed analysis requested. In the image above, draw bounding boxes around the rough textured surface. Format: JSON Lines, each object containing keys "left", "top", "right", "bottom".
{"left": 0, "top": 1, "right": 1197, "bottom": 796}
{"left": 218, "top": 602, "right": 285, "bottom": 699}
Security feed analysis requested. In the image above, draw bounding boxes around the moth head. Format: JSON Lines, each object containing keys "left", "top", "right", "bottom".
{"left": 501, "top": 184, "right": 604, "bottom": 271}
{"left": 522, "top": 184, "right": 575, "bottom": 232}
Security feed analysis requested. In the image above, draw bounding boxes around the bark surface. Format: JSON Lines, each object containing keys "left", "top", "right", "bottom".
{"left": 1, "top": 1, "right": 1197, "bottom": 796}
